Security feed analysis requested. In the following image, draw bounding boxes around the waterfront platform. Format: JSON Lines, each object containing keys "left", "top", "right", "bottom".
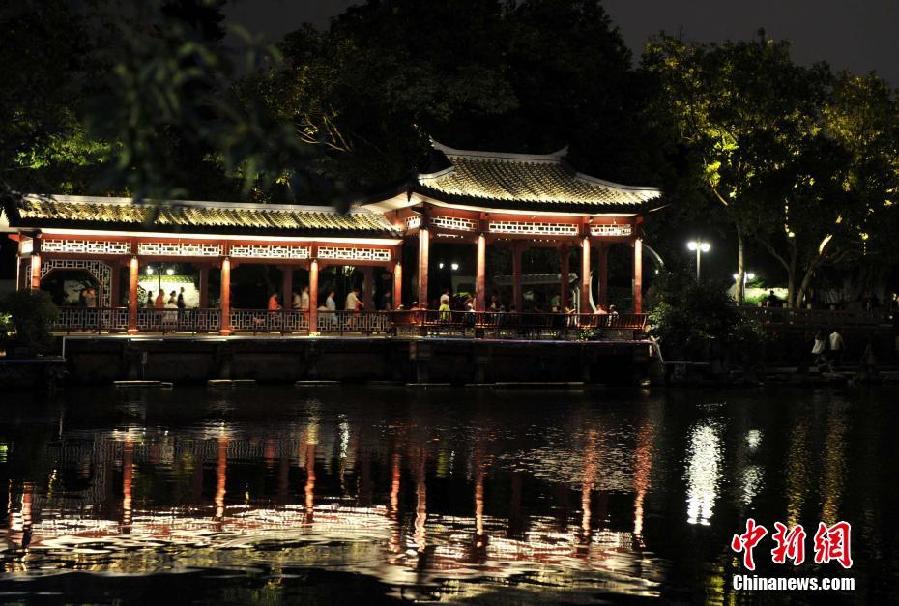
{"left": 60, "top": 332, "right": 654, "bottom": 386}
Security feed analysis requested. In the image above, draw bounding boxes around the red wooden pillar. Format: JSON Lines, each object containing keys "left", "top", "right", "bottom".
{"left": 580, "top": 236, "right": 591, "bottom": 313}
{"left": 418, "top": 227, "right": 429, "bottom": 307}
{"left": 219, "top": 257, "right": 232, "bottom": 335}
{"left": 633, "top": 238, "right": 643, "bottom": 313}
{"left": 392, "top": 260, "right": 402, "bottom": 310}
{"left": 476, "top": 233, "right": 486, "bottom": 311}
{"left": 362, "top": 266, "right": 375, "bottom": 310}
{"left": 198, "top": 266, "right": 210, "bottom": 308}
{"left": 560, "top": 245, "right": 569, "bottom": 309}
{"left": 30, "top": 254, "right": 41, "bottom": 290}
{"left": 128, "top": 255, "right": 139, "bottom": 333}
{"left": 308, "top": 259, "right": 319, "bottom": 332}
{"left": 281, "top": 265, "right": 293, "bottom": 308}
{"left": 598, "top": 244, "right": 609, "bottom": 308}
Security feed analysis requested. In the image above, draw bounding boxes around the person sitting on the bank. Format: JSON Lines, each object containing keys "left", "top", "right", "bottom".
{"left": 146, "top": 290, "right": 155, "bottom": 307}
{"left": 268, "top": 293, "right": 281, "bottom": 311}
{"left": 764, "top": 290, "right": 780, "bottom": 308}
{"left": 177, "top": 287, "right": 186, "bottom": 309}
{"left": 155, "top": 290, "right": 166, "bottom": 308}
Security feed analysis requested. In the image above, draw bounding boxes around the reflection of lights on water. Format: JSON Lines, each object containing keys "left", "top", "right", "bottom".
{"left": 746, "top": 429, "right": 762, "bottom": 450}
{"left": 338, "top": 420, "right": 349, "bottom": 460}
{"left": 685, "top": 423, "right": 722, "bottom": 526}
{"left": 741, "top": 465, "right": 763, "bottom": 506}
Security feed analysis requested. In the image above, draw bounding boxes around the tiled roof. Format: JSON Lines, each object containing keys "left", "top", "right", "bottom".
{"left": 7, "top": 195, "right": 400, "bottom": 237}
{"left": 417, "top": 142, "right": 661, "bottom": 211}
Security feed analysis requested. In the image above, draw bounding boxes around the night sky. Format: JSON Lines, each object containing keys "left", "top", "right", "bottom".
{"left": 226, "top": 0, "right": 899, "bottom": 84}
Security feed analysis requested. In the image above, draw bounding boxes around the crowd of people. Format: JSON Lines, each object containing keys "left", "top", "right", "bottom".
{"left": 145, "top": 287, "right": 187, "bottom": 310}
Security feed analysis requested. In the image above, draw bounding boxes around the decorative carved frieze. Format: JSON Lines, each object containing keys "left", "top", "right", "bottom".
{"left": 488, "top": 221, "right": 578, "bottom": 236}
{"left": 230, "top": 244, "right": 311, "bottom": 260}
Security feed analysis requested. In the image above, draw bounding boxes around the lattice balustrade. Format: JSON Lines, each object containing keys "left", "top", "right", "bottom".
{"left": 316, "top": 246, "right": 391, "bottom": 263}
{"left": 591, "top": 224, "right": 633, "bottom": 237}
{"left": 137, "top": 242, "right": 222, "bottom": 257}
{"left": 41, "top": 259, "right": 112, "bottom": 308}
{"left": 405, "top": 216, "right": 421, "bottom": 230}
{"left": 53, "top": 307, "right": 129, "bottom": 333}
{"left": 41, "top": 239, "right": 131, "bottom": 255}
{"left": 488, "top": 221, "right": 579, "bottom": 236}
{"left": 230, "top": 309, "right": 309, "bottom": 333}
{"left": 317, "top": 310, "right": 391, "bottom": 334}
{"left": 136, "top": 308, "right": 221, "bottom": 333}
{"left": 230, "top": 244, "right": 311, "bottom": 260}
{"left": 431, "top": 215, "right": 476, "bottom": 232}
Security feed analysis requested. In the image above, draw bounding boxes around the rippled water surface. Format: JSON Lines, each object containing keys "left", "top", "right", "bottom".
{"left": 0, "top": 386, "right": 896, "bottom": 604}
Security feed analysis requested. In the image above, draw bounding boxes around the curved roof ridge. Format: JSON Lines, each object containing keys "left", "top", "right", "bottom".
{"left": 573, "top": 173, "right": 662, "bottom": 196}
{"left": 430, "top": 139, "right": 568, "bottom": 163}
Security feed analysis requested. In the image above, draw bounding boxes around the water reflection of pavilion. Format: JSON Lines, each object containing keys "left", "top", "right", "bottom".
{"left": 4, "top": 411, "right": 662, "bottom": 594}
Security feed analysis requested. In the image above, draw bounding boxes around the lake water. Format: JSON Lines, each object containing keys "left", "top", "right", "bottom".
{"left": 0, "top": 385, "right": 895, "bottom": 604}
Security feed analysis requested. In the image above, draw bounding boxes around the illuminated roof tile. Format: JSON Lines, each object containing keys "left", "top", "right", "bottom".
{"left": 417, "top": 141, "right": 661, "bottom": 211}
{"left": 7, "top": 195, "right": 399, "bottom": 237}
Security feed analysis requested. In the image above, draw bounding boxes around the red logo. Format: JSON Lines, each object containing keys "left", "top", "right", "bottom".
{"left": 731, "top": 518, "right": 768, "bottom": 571}
{"left": 732, "top": 519, "right": 853, "bottom": 569}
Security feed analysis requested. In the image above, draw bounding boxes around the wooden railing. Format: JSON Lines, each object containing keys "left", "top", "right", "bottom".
{"left": 740, "top": 306, "right": 890, "bottom": 328}
{"left": 52, "top": 308, "right": 648, "bottom": 340}
{"left": 54, "top": 307, "right": 130, "bottom": 334}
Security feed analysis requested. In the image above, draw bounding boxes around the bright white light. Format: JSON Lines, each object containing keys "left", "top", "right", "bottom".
{"left": 689, "top": 241, "right": 711, "bottom": 253}
{"left": 450, "top": 262, "right": 459, "bottom": 271}
{"left": 146, "top": 267, "right": 155, "bottom": 275}
{"left": 685, "top": 422, "right": 722, "bottom": 526}
{"left": 438, "top": 262, "right": 445, "bottom": 269}
{"left": 733, "top": 273, "right": 757, "bottom": 282}
{"left": 165, "top": 268, "right": 175, "bottom": 276}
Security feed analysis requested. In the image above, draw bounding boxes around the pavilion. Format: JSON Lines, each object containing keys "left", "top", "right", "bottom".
{"left": 3, "top": 141, "right": 662, "bottom": 335}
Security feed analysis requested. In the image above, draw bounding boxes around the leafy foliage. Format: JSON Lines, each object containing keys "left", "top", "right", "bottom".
{"left": 0, "top": 290, "right": 59, "bottom": 354}
{"left": 648, "top": 269, "right": 765, "bottom": 361}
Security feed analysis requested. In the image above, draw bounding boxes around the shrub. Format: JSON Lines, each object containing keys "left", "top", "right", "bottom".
{"left": 0, "top": 290, "right": 59, "bottom": 354}
{"left": 648, "top": 269, "right": 765, "bottom": 362}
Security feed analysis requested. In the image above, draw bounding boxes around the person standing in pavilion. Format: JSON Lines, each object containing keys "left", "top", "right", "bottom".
{"left": 268, "top": 292, "right": 281, "bottom": 311}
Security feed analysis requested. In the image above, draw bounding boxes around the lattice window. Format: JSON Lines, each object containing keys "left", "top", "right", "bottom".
{"left": 488, "top": 221, "right": 579, "bottom": 236}
{"left": 405, "top": 216, "right": 421, "bottom": 230}
{"left": 137, "top": 242, "right": 222, "bottom": 257}
{"left": 317, "top": 246, "right": 391, "bottom": 262}
{"left": 431, "top": 215, "right": 476, "bottom": 232}
{"left": 41, "top": 259, "right": 112, "bottom": 308}
{"left": 230, "top": 244, "right": 311, "bottom": 260}
{"left": 591, "top": 224, "right": 633, "bottom": 237}
{"left": 42, "top": 239, "right": 131, "bottom": 255}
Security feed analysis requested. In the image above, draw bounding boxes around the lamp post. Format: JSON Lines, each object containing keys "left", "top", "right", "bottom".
{"left": 686, "top": 241, "right": 711, "bottom": 280}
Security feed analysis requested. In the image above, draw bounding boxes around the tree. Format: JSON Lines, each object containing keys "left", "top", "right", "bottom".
{"left": 261, "top": 0, "right": 644, "bottom": 196}
{"left": 822, "top": 73, "right": 899, "bottom": 297}
{"left": 643, "top": 33, "right": 832, "bottom": 304}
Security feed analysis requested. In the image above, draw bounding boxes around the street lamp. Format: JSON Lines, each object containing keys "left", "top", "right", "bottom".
{"left": 732, "top": 272, "right": 756, "bottom": 283}
{"left": 687, "top": 240, "right": 711, "bottom": 280}
{"left": 450, "top": 262, "right": 459, "bottom": 272}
